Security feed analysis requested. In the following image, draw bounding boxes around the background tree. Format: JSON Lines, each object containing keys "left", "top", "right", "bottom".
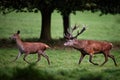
{"left": 36, "top": 0, "right": 55, "bottom": 40}
{"left": 55, "top": 0, "right": 77, "bottom": 36}
{"left": 56, "top": 0, "right": 120, "bottom": 38}
{"left": 0, "top": 0, "right": 55, "bottom": 40}
{"left": 0, "top": 0, "right": 120, "bottom": 40}
{"left": 92, "top": 0, "right": 120, "bottom": 15}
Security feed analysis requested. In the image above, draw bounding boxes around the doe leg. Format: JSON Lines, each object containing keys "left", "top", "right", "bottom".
{"left": 35, "top": 54, "right": 41, "bottom": 63}
{"left": 23, "top": 54, "right": 30, "bottom": 64}
{"left": 11, "top": 52, "right": 22, "bottom": 62}
{"left": 41, "top": 52, "right": 50, "bottom": 65}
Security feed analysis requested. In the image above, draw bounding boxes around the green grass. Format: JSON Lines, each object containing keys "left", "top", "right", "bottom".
{"left": 0, "top": 11, "right": 120, "bottom": 80}
{"left": 0, "top": 48, "right": 120, "bottom": 80}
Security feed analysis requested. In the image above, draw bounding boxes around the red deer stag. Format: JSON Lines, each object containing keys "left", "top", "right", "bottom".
{"left": 64, "top": 25, "right": 117, "bottom": 66}
{"left": 10, "top": 30, "right": 50, "bottom": 65}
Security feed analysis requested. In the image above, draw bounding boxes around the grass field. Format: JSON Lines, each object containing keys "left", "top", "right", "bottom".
{"left": 0, "top": 11, "right": 120, "bottom": 80}
{"left": 0, "top": 48, "right": 120, "bottom": 80}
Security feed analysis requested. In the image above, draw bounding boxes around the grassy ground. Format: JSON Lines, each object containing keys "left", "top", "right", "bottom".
{"left": 0, "top": 11, "right": 120, "bottom": 80}
{"left": 0, "top": 48, "right": 120, "bottom": 80}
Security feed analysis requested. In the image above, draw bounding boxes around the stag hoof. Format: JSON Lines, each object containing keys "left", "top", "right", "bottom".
{"left": 94, "top": 63, "right": 99, "bottom": 65}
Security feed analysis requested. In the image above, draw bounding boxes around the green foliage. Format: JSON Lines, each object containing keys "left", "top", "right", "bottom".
{"left": 1, "top": 0, "right": 119, "bottom": 15}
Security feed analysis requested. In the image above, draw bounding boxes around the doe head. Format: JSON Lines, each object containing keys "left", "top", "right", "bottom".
{"left": 10, "top": 30, "right": 20, "bottom": 40}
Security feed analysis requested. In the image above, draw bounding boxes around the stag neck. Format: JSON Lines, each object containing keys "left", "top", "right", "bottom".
{"left": 73, "top": 40, "right": 85, "bottom": 49}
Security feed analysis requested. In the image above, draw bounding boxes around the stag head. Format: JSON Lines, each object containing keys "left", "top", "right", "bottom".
{"left": 64, "top": 24, "right": 86, "bottom": 46}
{"left": 64, "top": 24, "right": 86, "bottom": 40}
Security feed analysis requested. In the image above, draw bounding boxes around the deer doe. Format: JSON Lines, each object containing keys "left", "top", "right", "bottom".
{"left": 64, "top": 25, "right": 117, "bottom": 66}
{"left": 10, "top": 30, "right": 50, "bottom": 65}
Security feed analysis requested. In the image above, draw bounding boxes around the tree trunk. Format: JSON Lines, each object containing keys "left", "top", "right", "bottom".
{"left": 40, "top": 10, "right": 52, "bottom": 41}
{"left": 63, "top": 14, "right": 70, "bottom": 38}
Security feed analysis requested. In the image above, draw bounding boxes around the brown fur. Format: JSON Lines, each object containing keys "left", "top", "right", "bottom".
{"left": 64, "top": 39, "right": 117, "bottom": 66}
{"left": 64, "top": 25, "right": 117, "bottom": 66}
{"left": 10, "top": 31, "right": 50, "bottom": 64}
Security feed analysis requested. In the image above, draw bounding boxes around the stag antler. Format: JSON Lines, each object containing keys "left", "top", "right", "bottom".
{"left": 64, "top": 24, "right": 86, "bottom": 39}
{"left": 73, "top": 24, "right": 86, "bottom": 38}
{"left": 64, "top": 24, "right": 78, "bottom": 39}
{"left": 71, "top": 24, "right": 79, "bottom": 32}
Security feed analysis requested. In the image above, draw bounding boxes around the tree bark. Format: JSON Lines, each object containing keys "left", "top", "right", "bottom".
{"left": 63, "top": 14, "right": 70, "bottom": 38}
{"left": 40, "top": 10, "right": 52, "bottom": 41}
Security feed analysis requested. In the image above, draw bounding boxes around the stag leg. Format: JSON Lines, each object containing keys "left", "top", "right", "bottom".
{"left": 41, "top": 52, "right": 50, "bottom": 65}
{"left": 100, "top": 53, "right": 108, "bottom": 66}
{"left": 78, "top": 53, "right": 86, "bottom": 64}
{"left": 23, "top": 54, "right": 30, "bottom": 64}
{"left": 89, "top": 54, "right": 99, "bottom": 65}
{"left": 11, "top": 52, "right": 22, "bottom": 62}
{"left": 35, "top": 54, "right": 41, "bottom": 63}
{"left": 108, "top": 54, "right": 117, "bottom": 66}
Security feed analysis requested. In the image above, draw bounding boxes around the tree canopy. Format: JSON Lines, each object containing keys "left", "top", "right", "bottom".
{"left": 1, "top": 0, "right": 119, "bottom": 15}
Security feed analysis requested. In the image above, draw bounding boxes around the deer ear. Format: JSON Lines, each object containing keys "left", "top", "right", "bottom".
{"left": 17, "top": 30, "right": 20, "bottom": 34}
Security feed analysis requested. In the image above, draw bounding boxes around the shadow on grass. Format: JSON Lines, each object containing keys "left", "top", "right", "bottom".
{"left": 0, "top": 63, "right": 55, "bottom": 80}
{"left": 0, "top": 38, "right": 66, "bottom": 49}
{"left": 11, "top": 63, "right": 55, "bottom": 80}
{"left": 79, "top": 73, "right": 103, "bottom": 80}
{"left": 1, "top": 38, "right": 120, "bottom": 49}
{"left": 0, "top": 63, "right": 120, "bottom": 80}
